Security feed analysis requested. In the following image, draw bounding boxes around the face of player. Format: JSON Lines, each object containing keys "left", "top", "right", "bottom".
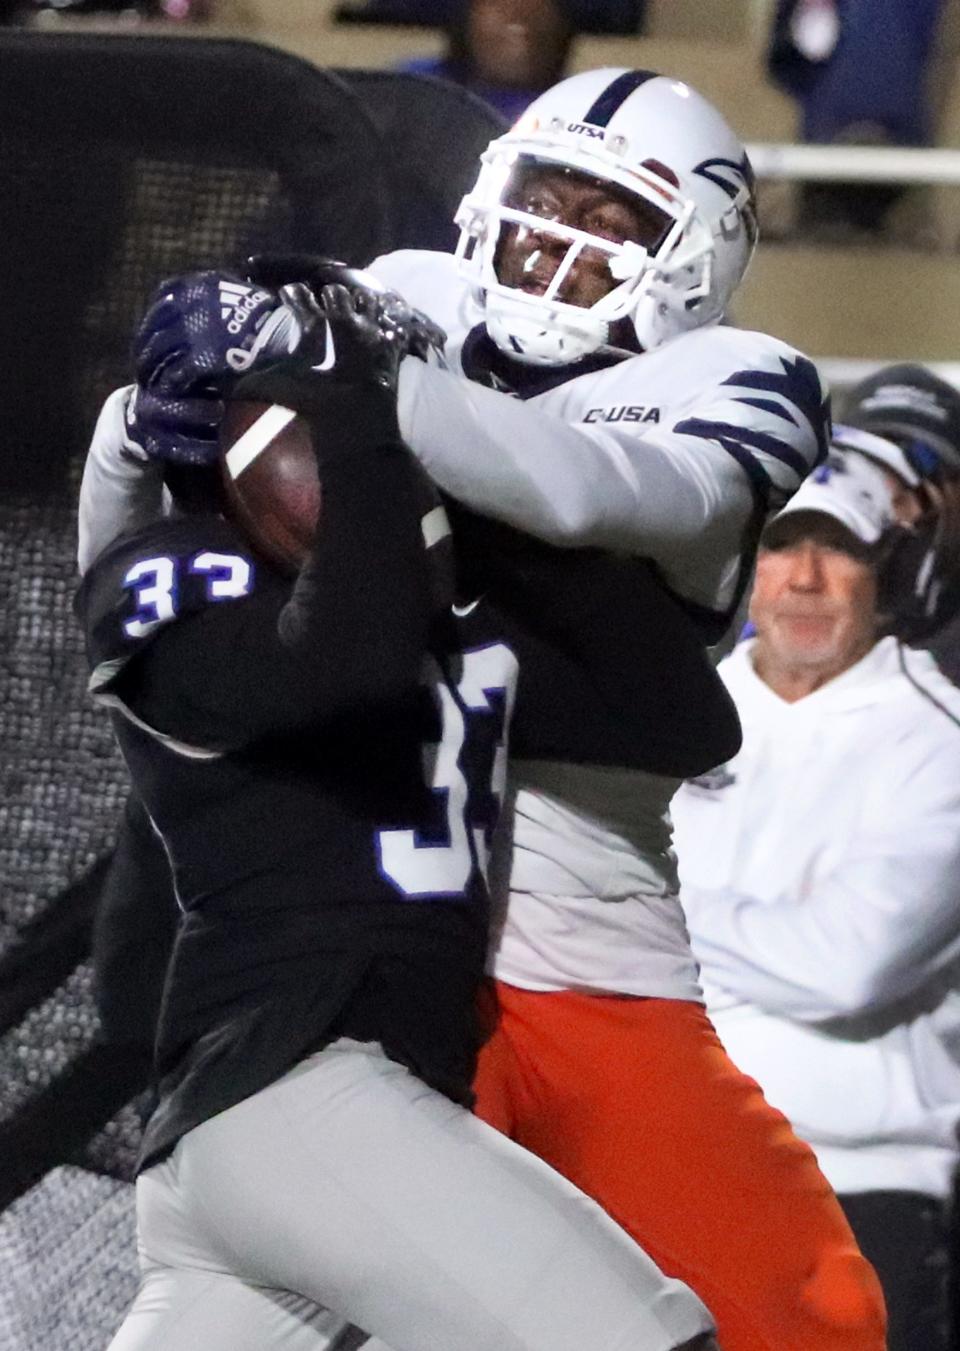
{"left": 466, "top": 0, "right": 571, "bottom": 88}
{"left": 494, "top": 163, "right": 671, "bottom": 310}
{"left": 749, "top": 517, "right": 880, "bottom": 700}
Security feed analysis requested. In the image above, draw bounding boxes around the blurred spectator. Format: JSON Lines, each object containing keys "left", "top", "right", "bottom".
{"left": 841, "top": 363, "right": 960, "bottom": 682}
{"left": 768, "top": 0, "right": 946, "bottom": 239}
{"left": 398, "top": 0, "right": 576, "bottom": 122}
{"left": 672, "top": 449, "right": 960, "bottom": 1351}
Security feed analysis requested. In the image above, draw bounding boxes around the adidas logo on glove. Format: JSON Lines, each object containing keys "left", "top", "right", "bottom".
{"left": 219, "top": 280, "right": 273, "bottom": 336}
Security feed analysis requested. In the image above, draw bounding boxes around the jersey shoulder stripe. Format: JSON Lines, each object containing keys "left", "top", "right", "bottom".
{"left": 662, "top": 339, "right": 830, "bottom": 506}
{"left": 732, "top": 395, "right": 798, "bottom": 426}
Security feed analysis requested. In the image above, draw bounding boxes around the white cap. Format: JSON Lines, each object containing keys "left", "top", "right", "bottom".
{"left": 763, "top": 448, "right": 896, "bottom": 548}
{"left": 830, "top": 422, "right": 921, "bottom": 488}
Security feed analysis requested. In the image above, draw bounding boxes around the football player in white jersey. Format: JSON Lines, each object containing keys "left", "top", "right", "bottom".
{"left": 359, "top": 68, "right": 884, "bottom": 1351}
{"left": 78, "top": 69, "right": 886, "bottom": 1351}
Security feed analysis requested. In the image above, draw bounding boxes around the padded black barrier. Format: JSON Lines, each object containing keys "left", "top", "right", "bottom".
{"left": 336, "top": 67, "right": 507, "bottom": 252}
{"left": 0, "top": 39, "right": 508, "bottom": 1213}
{"left": 333, "top": 0, "right": 647, "bottom": 34}
{"left": 0, "top": 31, "right": 389, "bottom": 1201}
{"left": 0, "top": 31, "right": 393, "bottom": 489}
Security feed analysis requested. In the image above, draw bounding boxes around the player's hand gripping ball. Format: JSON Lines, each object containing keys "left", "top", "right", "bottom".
{"left": 219, "top": 281, "right": 409, "bottom": 574}
{"left": 244, "top": 253, "right": 447, "bottom": 365}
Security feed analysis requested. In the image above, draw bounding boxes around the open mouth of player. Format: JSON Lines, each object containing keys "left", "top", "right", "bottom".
{"left": 518, "top": 273, "right": 555, "bottom": 296}
{"left": 514, "top": 246, "right": 586, "bottom": 303}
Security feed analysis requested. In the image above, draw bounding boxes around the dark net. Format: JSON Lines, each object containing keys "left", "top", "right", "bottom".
{"left": 0, "top": 1166, "right": 139, "bottom": 1351}
{"left": 0, "top": 74, "right": 515, "bottom": 1342}
{"left": 0, "top": 36, "right": 507, "bottom": 1344}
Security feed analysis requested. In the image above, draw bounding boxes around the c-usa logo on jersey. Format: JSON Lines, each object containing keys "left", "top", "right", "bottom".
{"left": 584, "top": 405, "right": 660, "bottom": 425}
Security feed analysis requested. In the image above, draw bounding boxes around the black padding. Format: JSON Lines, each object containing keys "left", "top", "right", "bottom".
{"left": 336, "top": 68, "right": 507, "bottom": 251}
{"left": 0, "top": 31, "right": 392, "bottom": 486}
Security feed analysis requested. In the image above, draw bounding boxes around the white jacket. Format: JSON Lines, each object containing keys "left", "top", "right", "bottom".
{"left": 673, "top": 636, "right": 960, "bottom": 1198}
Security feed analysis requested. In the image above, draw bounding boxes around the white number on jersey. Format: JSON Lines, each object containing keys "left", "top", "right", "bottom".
{"left": 122, "top": 552, "right": 253, "bottom": 638}
{"left": 378, "top": 643, "right": 517, "bottom": 900}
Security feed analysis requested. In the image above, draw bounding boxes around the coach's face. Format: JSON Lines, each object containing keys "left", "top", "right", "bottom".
{"left": 749, "top": 515, "right": 879, "bottom": 699}
{"left": 495, "top": 164, "right": 669, "bottom": 310}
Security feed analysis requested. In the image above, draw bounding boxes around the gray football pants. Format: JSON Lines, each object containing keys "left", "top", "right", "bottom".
{"left": 107, "top": 1038, "right": 713, "bottom": 1351}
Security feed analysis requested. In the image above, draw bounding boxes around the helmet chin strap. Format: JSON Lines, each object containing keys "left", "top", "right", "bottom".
{"left": 485, "top": 293, "right": 607, "bottom": 366}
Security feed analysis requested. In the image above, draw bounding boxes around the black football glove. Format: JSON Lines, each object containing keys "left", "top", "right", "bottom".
{"left": 228, "top": 282, "right": 407, "bottom": 463}
{"left": 244, "top": 252, "right": 447, "bottom": 365}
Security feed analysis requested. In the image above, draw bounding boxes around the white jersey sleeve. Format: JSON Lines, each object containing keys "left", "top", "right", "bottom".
{"left": 391, "top": 309, "right": 829, "bottom": 610}
{"left": 370, "top": 250, "right": 833, "bottom": 610}
{"left": 77, "top": 386, "right": 166, "bottom": 576}
{"left": 396, "top": 358, "right": 749, "bottom": 552}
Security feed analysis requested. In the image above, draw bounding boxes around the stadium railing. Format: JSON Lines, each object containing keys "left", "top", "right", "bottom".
{"left": 744, "top": 140, "right": 960, "bottom": 392}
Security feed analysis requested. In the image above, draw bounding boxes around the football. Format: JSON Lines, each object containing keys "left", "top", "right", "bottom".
{"left": 219, "top": 400, "right": 320, "bottom": 574}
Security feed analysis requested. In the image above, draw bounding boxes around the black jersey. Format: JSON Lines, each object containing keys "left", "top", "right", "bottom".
{"left": 77, "top": 460, "right": 740, "bottom": 1169}
{"left": 453, "top": 509, "right": 743, "bottom": 778}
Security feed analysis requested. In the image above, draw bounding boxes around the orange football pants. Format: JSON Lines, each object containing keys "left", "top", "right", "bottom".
{"left": 473, "top": 982, "right": 887, "bottom": 1351}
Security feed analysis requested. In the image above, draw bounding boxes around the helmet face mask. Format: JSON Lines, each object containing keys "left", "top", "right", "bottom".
{"left": 454, "top": 69, "right": 757, "bottom": 366}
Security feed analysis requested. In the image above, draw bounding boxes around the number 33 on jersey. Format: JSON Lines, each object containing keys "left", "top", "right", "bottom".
{"left": 77, "top": 514, "right": 519, "bottom": 911}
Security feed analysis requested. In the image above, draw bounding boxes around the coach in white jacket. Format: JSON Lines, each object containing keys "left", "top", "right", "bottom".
{"left": 673, "top": 447, "right": 960, "bottom": 1351}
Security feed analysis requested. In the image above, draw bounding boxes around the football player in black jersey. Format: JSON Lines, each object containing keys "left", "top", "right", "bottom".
{"left": 78, "top": 283, "right": 723, "bottom": 1351}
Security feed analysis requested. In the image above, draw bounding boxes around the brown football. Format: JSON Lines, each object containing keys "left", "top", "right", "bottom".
{"left": 219, "top": 400, "right": 320, "bottom": 574}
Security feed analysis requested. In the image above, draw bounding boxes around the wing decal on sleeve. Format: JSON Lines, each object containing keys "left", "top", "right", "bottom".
{"left": 720, "top": 355, "right": 830, "bottom": 465}
{"left": 730, "top": 395, "right": 799, "bottom": 426}
{"left": 673, "top": 418, "right": 810, "bottom": 480}
{"left": 673, "top": 353, "right": 831, "bottom": 508}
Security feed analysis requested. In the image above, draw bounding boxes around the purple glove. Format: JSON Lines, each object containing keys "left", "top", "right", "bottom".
{"left": 124, "top": 385, "right": 225, "bottom": 467}
{"left": 127, "top": 270, "right": 297, "bottom": 465}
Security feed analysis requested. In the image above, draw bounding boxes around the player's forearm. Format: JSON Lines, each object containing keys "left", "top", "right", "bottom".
{"left": 127, "top": 474, "right": 431, "bottom": 746}
{"left": 398, "top": 361, "right": 724, "bottom": 555}
{"left": 278, "top": 419, "right": 433, "bottom": 715}
{"left": 78, "top": 388, "right": 165, "bottom": 575}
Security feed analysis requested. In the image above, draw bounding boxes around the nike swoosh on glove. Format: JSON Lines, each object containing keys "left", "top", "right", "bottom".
{"left": 229, "top": 283, "right": 407, "bottom": 467}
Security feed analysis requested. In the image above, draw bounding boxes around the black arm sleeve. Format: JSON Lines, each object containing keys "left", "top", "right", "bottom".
{"left": 119, "top": 402, "right": 433, "bottom": 750}
{"left": 454, "top": 508, "right": 742, "bottom": 777}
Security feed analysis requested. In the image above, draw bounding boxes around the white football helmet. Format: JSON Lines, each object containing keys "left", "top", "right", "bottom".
{"left": 454, "top": 68, "right": 758, "bottom": 365}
